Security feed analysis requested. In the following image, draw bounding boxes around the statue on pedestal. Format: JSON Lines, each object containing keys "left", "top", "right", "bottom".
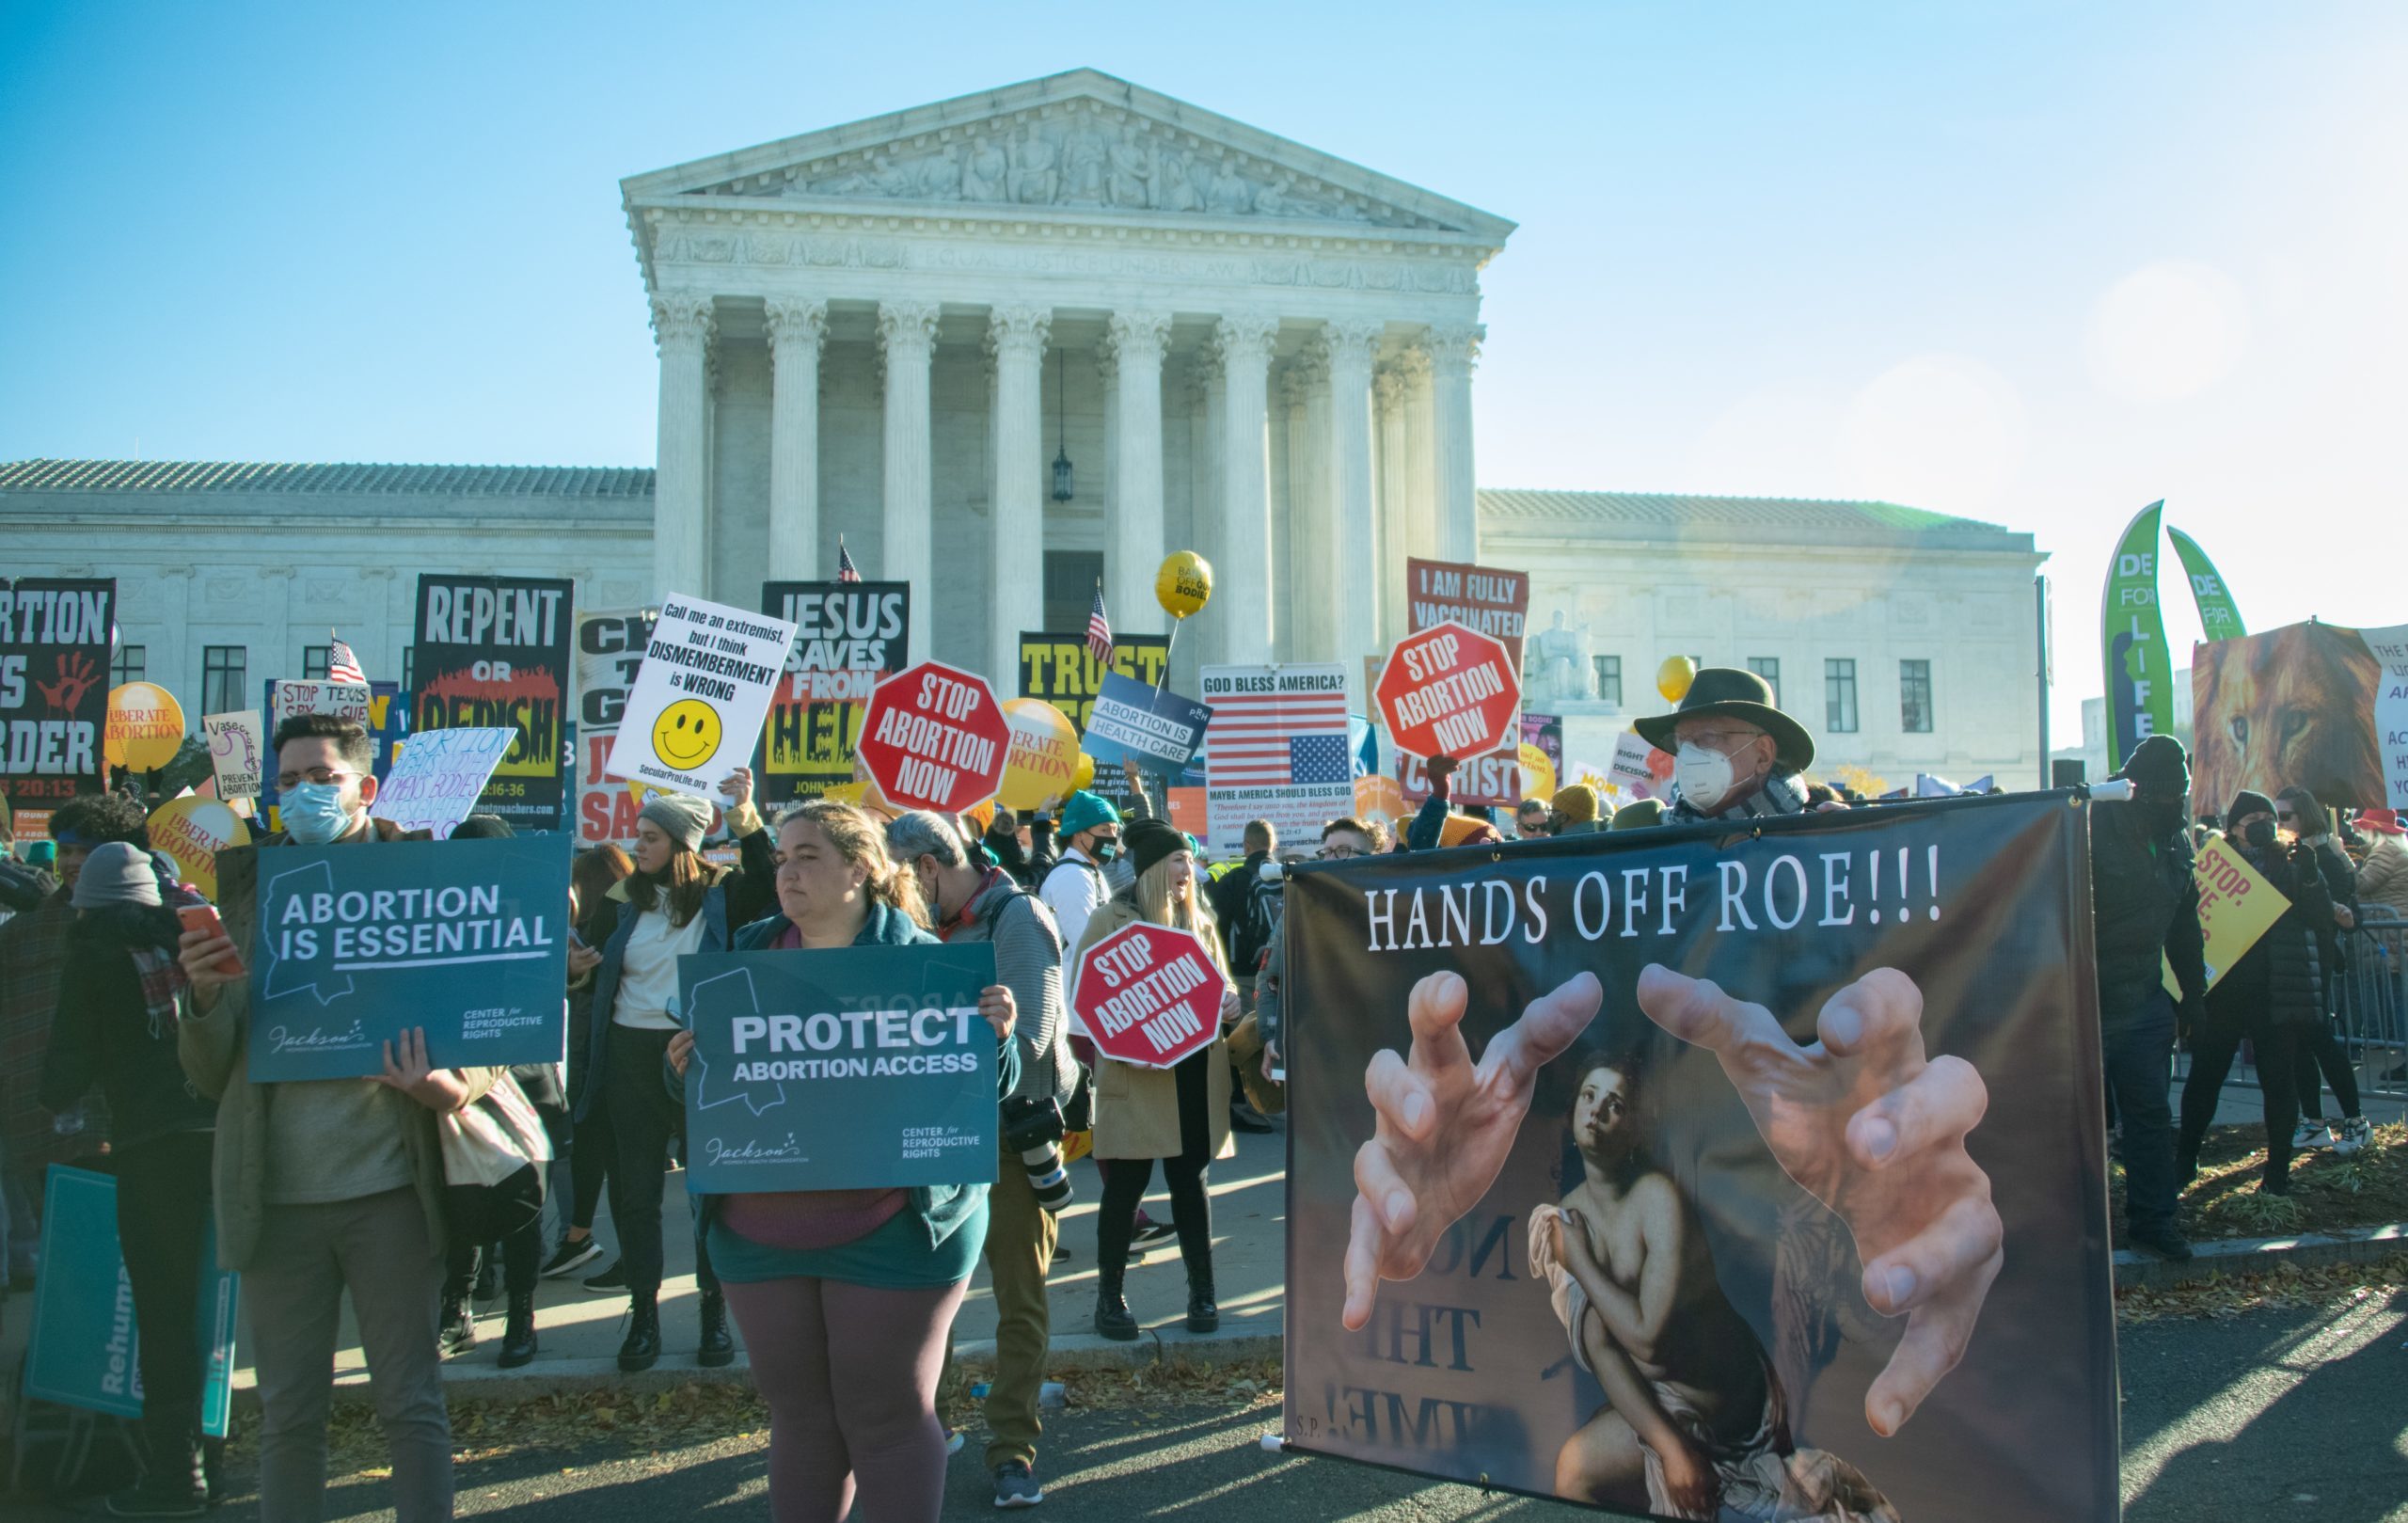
{"left": 1529, "top": 610, "right": 1595, "bottom": 706}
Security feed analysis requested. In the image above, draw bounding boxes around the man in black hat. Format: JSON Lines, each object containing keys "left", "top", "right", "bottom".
{"left": 2090, "top": 733, "right": 2207, "bottom": 1261}
{"left": 1633, "top": 668, "right": 1817, "bottom": 823}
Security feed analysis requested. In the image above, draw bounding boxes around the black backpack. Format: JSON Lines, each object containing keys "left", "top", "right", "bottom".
{"left": 1231, "top": 867, "right": 1279, "bottom": 975}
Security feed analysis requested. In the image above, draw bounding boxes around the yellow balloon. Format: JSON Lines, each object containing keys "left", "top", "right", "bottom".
{"left": 105, "top": 683, "right": 186, "bottom": 771}
{"left": 1155, "top": 551, "right": 1213, "bottom": 621}
{"left": 1070, "top": 751, "right": 1097, "bottom": 794}
{"left": 998, "top": 698, "right": 1082, "bottom": 812}
{"left": 1656, "top": 656, "right": 1698, "bottom": 704}
{"left": 1518, "top": 742, "right": 1557, "bottom": 801}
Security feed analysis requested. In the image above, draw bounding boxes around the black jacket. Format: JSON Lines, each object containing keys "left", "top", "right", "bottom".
{"left": 2089, "top": 801, "right": 2207, "bottom": 1030}
{"left": 40, "top": 907, "right": 216, "bottom": 1150}
{"left": 1210, "top": 849, "right": 1275, "bottom": 974}
{"left": 2204, "top": 842, "right": 2333, "bottom": 1039}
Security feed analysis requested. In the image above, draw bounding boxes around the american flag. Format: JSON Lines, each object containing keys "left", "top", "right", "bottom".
{"left": 1085, "top": 587, "right": 1113, "bottom": 666}
{"left": 326, "top": 631, "right": 365, "bottom": 685}
{"left": 1206, "top": 679, "right": 1352, "bottom": 786}
{"left": 836, "top": 539, "right": 861, "bottom": 584}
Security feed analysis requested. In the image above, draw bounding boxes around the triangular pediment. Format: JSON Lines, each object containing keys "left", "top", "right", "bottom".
{"left": 621, "top": 69, "right": 1513, "bottom": 243}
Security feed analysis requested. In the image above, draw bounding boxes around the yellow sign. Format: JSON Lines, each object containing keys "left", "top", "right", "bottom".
{"left": 998, "top": 698, "right": 1082, "bottom": 812}
{"left": 105, "top": 683, "right": 185, "bottom": 771}
{"left": 2163, "top": 833, "right": 2285, "bottom": 998}
{"left": 145, "top": 796, "right": 251, "bottom": 901}
{"left": 1155, "top": 550, "right": 1213, "bottom": 621}
{"left": 1518, "top": 742, "right": 1556, "bottom": 802}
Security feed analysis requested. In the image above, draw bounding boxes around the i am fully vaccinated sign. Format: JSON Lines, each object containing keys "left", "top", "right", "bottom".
{"left": 247, "top": 835, "right": 571, "bottom": 1081}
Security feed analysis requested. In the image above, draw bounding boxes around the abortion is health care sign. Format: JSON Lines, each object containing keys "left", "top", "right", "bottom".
{"left": 246, "top": 835, "right": 571, "bottom": 1081}
{"left": 605, "top": 594, "right": 799, "bottom": 801}
{"left": 679, "top": 944, "right": 999, "bottom": 1194}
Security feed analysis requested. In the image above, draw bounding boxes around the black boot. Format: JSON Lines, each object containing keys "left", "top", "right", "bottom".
{"left": 697, "top": 1289, "right": 735, "bottom": 1368}
{"left": 618, "top": 1292, "right": 661, "bottom": 1372}
{"left": 1092, "top": 1254, "right": 1138, "bottom": 1341}
{"left": 108, "top": 1410, "right": 205, "bottom": 1518}
{"left": 1186, "top": 1265, "right": 1219, "bottom": 1334}
{"left": 499, "top": 1288, "right": 538, "bottom": 1369}
{"left": 439, "top": 1292, "right": 476, "bottom": 1356}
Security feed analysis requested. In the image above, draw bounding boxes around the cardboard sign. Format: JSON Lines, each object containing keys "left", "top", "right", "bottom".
{"left": 246, "top": 836, "right": 571, "bottom": 1080}
{"left": 371, "top": 726, "right": 515, "bottom": 839}
{"left": 202, "top": 710, "right": 266, "bottom": 801}
{"left": 606, "top": 594, "right": 798, "bottom": 801}
{"left": 1083, "top": 670, "right": 1212, "bottom": 772}
{"left": 760, "top": 581, "right": 911, "bottom": 806}
{"left": 856, "top": 660, "right": 1010, "bottom": 815}
{"left": 1200, "top": 663, "right": 1354, "bottom": 859}
{"left": 1, "top": 577, "right": 115, "bottom": 823}
{"left": 1375, "top": 620, "right": 1522, "bottom": 761}
{"left": 1403, "top": 558, "right": 1530, "bottom": 658}
{"left": 679, "top": 944, "right": 999, "bottom": 1193}
{"left": 270, "top": 679, "right": 373, "bottom": 727}
{"left": 23, "top": 1166, "right": 237, "bottom": 1437}
{"left": 146, "top": 797, "right": 251, "bottom": 901}
{"left": 1607, "top": 729, "right": 1671, "bottom": 800}
{"left": 2163, "top": 833, "right": 2287, "bottom": 997}
{"left": 1070, "top": 921, "right": 1228, "bottom": 1069}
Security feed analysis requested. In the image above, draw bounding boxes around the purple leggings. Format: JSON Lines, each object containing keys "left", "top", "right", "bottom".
{"left": 720, "top": 1274, "right": 968, "bottom": 1523}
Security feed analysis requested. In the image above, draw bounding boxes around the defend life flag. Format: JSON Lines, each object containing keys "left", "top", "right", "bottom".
{"left": 2166, "top": 527, "right": 2247, "bottom": 643}
{"left": 0, "top": 577, "right": 116, "bottom": 829}
{"left": 2100, "top": 501, "right": 2175, "bottom": 771}
{"left": 409, "top": 575, "right": 574, "bottom": 833}
{"left": 759, "top": 581, "right": 910, "bottom": 807}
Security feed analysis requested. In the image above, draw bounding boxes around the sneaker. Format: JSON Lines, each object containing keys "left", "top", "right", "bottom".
{"left": 1228, "top": 1103, "right": 1276, "bottom": 1134}
{"left": 1131, "top": 1216, "right": 1177, "bottom": 1245}
{"left": 2131, "top": 1227, "right": 2194, "bottom": 1263}
{"left": 2292, "top": 1119, "right": 2334, "bottom": 1150}
{"left": 582, "top": 1260, "right": 627, "bottom": 1293}
{"left": 945, "top": 1428, "right": 967, "bottom": 1457}
{"left": 2334, "top": 1116, "right": 2373, "bottom": 1156}
{"left": 1052, "top": 1244, "right": 1072, "bottom": 1264}
{"left": 103, "top": 1486, "right": 207, "bottom": 1519}
{"left": 540, "top": 1237, "right": 604, "bottom": 1278}
{"left": 992, "top": 1460, "right": 1044, "bottom": 1508}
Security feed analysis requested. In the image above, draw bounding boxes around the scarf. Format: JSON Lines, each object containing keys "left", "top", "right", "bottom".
{"left": 1669, "top": 770, "right": 1811, "bottom": 825}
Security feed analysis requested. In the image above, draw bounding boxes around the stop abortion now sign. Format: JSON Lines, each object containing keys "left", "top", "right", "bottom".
{"left": 1375, "top": 619, "right": 1521, "bottom": 760}
{"left": 1071, "top": 921, "right": 1229, "bottom": 1069}
{"left": 856, "top": 660, "right": 1011, "bottom": 814}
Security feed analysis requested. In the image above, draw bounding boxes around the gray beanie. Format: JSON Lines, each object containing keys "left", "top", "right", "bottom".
{"left": 639, "top": 791, "right": 713, "bottom": 853}
{"left": 71, "top": 841, "right": 162, "bottom": 910}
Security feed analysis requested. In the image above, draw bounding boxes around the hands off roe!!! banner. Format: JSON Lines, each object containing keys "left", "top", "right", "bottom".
{"left": 410, "top": 575, "right": 574, "bottom": 833}
{"left": 1281, "top": 794, "right": 2115, "bottom": 1522}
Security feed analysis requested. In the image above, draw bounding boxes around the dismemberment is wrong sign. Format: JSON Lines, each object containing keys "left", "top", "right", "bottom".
{"left": 243, "top": 835, "right": 572, "bottom": 1081}
{"left": 1279, "top": 793, "right": 2116, "bottom": 1522}
{"left": 679, "top": 944, "right": 998, "bottom": 1195}
{"left": 607, "top": 594, "right": 799, "bottom": 800}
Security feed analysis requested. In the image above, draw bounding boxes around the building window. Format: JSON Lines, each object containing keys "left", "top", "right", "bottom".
{"left": 303, "top": 645, "right": 332, "bottom": 680}
{"left": 1041, "top": 549, "right": 1105, "bottom": 635}
{"left": 1593, "top": 656, "right": 1621, "bottom": 706}
{"left": 203, "top": 646, "right": 246, "bottom": 716}
{"left": 112, "top": 645, "right": 146, "bottom": 687}
{"left": 1746, "top": 657, "right": 1780, "bottom": 706}
{"left": 1900, "top": 658, "right": 1934, "bottom": 734}
{"left": 1825, "top": 658, "right": 1859, "bottom": 734}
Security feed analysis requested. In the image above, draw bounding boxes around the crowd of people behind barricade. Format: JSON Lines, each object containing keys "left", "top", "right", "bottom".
{"left": 0, "top": 666, "right": 2400, "bottom": 1522}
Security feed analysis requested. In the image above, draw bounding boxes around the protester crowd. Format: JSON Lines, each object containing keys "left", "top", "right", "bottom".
{"left": 0, "top": 665, "right": 2400, "bottom": 1522}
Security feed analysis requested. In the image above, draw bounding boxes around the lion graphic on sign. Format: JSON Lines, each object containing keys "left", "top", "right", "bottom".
{"left": 2191, "top": 622, "right": 2383, "bottom": 815}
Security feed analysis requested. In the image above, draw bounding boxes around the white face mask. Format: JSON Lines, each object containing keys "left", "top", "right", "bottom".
{"left": 1673, "top": 742, "right": 1736, "bottom": 811}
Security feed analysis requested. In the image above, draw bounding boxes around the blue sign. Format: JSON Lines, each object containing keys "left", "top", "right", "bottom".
{"left": 680, "top": 944, "right": 998, "bottom": 1194}
{"left": 247, "top": 835, "right": 572, "bottom": 1080}
{"left": 23, "top": 1166, "right": 238, "bottom": 1437}
{"left": 1081, "top": 671, "right": 1212, "bottom": 773}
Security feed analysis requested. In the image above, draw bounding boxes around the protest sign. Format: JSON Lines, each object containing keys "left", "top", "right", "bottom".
{"left": 760, "top": 580, "right": 910, "bottom": 806}
{"left": 23, "top": 1166, "right": 237, "bottom": 1437}
{"left": 105, "top": 682, "right": 185, "bottom": 771}
{"left": 1376, "top": 621, "right": 1522, "bottom": 761}
{"left": 2163, "top": 832, "right": 2284, "bottom": 998}
{"left": 1396, "top": 749, "right": 1520, "bottom": 810}
{"left": 409, "top": 575, "right": 573, "bottom": 833}
{"left": 1, "top": 576, "right": 115, "bottom": 830}
{"left": 679, "top": 944, "right": 999, "bottom": 1194}
{"left": 606, "top": 594, "right": 797, "bottom": 801}
{"left": 1403, "top": 558, "right": 1530, "bottom": 658}
{"left": 998, "top": 696, "right": 1083, "bottom": 812}
{"left": 371, "top": 726, "right": 515, "bottom": 839}
{"left": 1278, "top": 794, "right": 2115, "bottom": 1522}
{"left": 147, "top": 796, "right": 251, "bottom": 900}
{"left": 1200, "top": 663, "right": 1354, "bottom": 858}
{"left": 2192, "top": 620, "right": 2387, "bottom": 813}
{"left": 242, "top": 835, "right": 570, "bottom": 1080}
{"left": 2100, "top": 500, "right": 2175, "bottom": 770}
{"left": 1516, "top": 743, "right": 1555, "bottom": 801}
{"left": 573, "top": 608, "right": 655, "bottom": 844}
{"left": 202, "top": 710, "right": 265, "bottom": 800}
{"left": 857, "top": 660, "right": 1010, "bottom": 814}
{"left": 2362, "top": 622, "right": 2408, "bottom": 813}
{"left": 1083, "top": 670, "right": 1212, "bottom": 774}
{"left": 1606, "top": 728, "right": 1670, "bottom": 800}
{"left": 1071, "top": 921, "right": 1228, "bottom": 1069}
{"left": 1018, "top": 631, "right": 1170, "bottom": 734}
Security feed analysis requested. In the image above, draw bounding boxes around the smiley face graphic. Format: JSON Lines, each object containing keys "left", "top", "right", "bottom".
{"left": 652, "top": 698, "right": 722, "bottom": 769}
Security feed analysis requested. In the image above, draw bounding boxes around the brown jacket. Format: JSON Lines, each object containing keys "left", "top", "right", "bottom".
{"left": 1073, "top": 896, "right": 1235, "bottom": 1163}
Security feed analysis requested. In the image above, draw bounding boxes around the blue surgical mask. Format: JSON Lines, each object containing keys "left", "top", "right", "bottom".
{"left": 283, "top": 781, "right": 357, "bottom": 845}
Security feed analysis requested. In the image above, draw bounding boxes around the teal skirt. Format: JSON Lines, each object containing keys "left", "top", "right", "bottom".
{"left": 707, "top": 1197, "right": 988, "bottom": 1290}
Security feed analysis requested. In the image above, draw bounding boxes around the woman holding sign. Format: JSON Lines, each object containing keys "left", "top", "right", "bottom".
{"left": 1073, "top": 817, "right": 1242, "bottom": 1342}
{"left": 666, "top": 800, "right": 1021, "bottom": 1523}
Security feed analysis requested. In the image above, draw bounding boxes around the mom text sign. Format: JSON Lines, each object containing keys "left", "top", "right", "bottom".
{"left": 1375, "top": 620, "right": 1521, "bottom": 761}
{"left": 410, "top": 575, "right": 574, "bottom": 833}
{"left": 244, "top": 835, "right": 571, "bottom": 1081}
{"left": 857, "top": 660, "right": 1009, "bottom": 814}
{"left": 1070, "top": 921, "right": 1228, "bottom": 1069}
{"left": 679, "top": 944, "right": 998, "bottom": 1194}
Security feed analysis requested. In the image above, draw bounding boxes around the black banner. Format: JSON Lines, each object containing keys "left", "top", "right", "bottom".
{"left": 1281, "top": 794, "right": 2115, "bottom": 1521}
{"left": 409, "top": 574, "right": 574, "bottom": 833}
{"left": 758, "top": 580, "right": 910, "bottom": 807}
{"left": 1, "top": 577, "right": 116, "bottom": 824}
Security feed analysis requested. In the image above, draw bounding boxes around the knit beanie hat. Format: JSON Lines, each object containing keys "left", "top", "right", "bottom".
{"left": 71, "top": 841, "right": 162, "bottom": 910}
{"left": 2113, "top": 733, "right": 2190, "bottom": 787}
{"left": 1055, "top": 790, "right": 1121, "bottom": 842}
{"left": 2226, "top": 790, "right": 2275, "bottom": 832}
{"left": 1609, "top": 798, "right": 1666, "bottom": 831}
{"left": 640, "top": 791, "right": 713, "bottom": 853}
{"left": 1553, "top": 784, "right": 1600, "bottom": 824}
{"left": 1124, "top": 817, "right": 1186, "bottom": 880}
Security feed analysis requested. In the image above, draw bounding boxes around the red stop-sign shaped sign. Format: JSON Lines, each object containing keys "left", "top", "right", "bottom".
{"left": 1071, "top": 921, "right": 1228, "bottom": 1070}
{"left": 856, "top": 660, "right": 1010, "bottom": 814}
{"left": 1375, "top": 619, "right": 1522, "bottom": 760}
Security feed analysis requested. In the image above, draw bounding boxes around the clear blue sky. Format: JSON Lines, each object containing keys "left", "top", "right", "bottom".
{"left": 4, "top": 2, "right": 2400, "bottom": 741}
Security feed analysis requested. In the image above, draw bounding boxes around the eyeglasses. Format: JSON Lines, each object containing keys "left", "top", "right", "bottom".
{"left": 1675, "top": 727, "right": 1766, "bottom": 752}
{"left": 273, "top": 766, "right": 360, "bottom": 791}
{"left": 1318, "top": 844, "right": 1365, "bottom": 859}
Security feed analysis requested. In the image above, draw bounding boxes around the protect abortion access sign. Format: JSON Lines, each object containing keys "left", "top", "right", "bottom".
{"left": 246, "top": 835, "right": 572, "bottom": 1081}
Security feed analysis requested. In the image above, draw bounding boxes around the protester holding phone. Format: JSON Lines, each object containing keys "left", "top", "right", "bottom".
{"left": 663, "top": 800, "right": 1020, "bottom": 1523}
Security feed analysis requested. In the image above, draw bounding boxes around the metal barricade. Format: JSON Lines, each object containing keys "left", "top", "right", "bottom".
{"left": 2334, "top": 907, "right": 2407, "bottom": 1099}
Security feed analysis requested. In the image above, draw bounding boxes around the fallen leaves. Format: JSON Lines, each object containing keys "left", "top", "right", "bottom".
{"left": 2115, "top": 1252, "right": 2408, "bottom": 1323}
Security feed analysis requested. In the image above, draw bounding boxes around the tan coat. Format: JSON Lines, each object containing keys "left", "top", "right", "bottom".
{"left": 1075, "top": 896, "right": 1235, "bottom": 1163}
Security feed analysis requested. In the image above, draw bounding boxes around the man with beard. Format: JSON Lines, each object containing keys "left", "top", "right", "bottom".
{"left": 1531, "top": 1050, "right": 1896, "bottom": 1522}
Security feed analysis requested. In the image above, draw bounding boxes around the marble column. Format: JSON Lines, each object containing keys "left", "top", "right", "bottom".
{"left": 650, "top": 292, "right": 716, "bottom": 599}
{"left": 1287, "top": 341, "right": 1335, "bottom": 660}
{"left": 1374, "top": 363, "right": 1414, "bottom": 649}
{"left": 1212, "top": 313, "right": 1280, "bottom": 668}
{"left": 1105, "top": 311, "right": 1171, "bottom": 635}
{"left": 986, "top": 305, "right": 1051, "bottom": 680}
{"left": 1186, "top": 347, "right": 1225, "bottom": 662}
{"left": 1398, "top": 342, "right": 1439, "bottom": 572}
{"left": 1429, "top": 323, "right": 1484, "bottom": 563}
{"left": 877, "top": 300, "right": 940, "bottom": 658}
{"left": 1324, "top": 320, "right": 1383, "bottom": 681}
{"left": 763, "top": 298, "right": 827, "bottom": 583}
